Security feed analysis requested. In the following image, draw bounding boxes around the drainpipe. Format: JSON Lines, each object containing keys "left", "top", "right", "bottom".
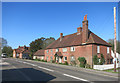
{"left": 92, "top": 44, "right": 94, "bottom": 68}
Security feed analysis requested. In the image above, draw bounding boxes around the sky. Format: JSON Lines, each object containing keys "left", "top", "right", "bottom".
{"left": 2, "top": 2, "right": 118, "bottom": 49}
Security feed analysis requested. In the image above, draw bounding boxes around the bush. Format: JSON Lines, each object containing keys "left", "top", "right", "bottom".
{"left": 85, "top": 64, "right": 90, "bottom": 68}
{"left": 100, "top": 54, "right": 105, "bottom": 65}
{"left": 70, "top": 61, "right": 77, "bottom": 66}
{"left": 64, "top": 61, "right": 68, "bottom": 65}
{"left": 52, "top": 60, "right": 55, "bottom": 63}
{"left": 93, "top": 55, "right": 99, "bottom": 65}
{"left": 78, "top": 57, "right": 86, "bottom": 68}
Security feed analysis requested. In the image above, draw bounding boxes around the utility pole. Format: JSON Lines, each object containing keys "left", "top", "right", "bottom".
{"left": 114, "top": 7, "right": 116, "bottom": 72}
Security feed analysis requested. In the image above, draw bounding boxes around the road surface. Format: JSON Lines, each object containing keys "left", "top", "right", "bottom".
{"left": 1, "top": 58, "right": 119, "bottom": 83}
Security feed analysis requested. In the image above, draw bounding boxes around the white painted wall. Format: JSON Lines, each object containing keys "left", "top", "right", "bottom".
{"left": 111, "top": 50, "right": 120, "bottom": 63}
{"left": 94, "top": 63, "right": 120, "bottom": 70}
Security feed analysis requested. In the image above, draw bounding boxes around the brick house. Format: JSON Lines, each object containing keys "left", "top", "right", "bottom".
{"left": 33, "top": 49, "right": 45, "bottom": 60}
{"left": 44, "top": 15, "right": 113, "bottom": 67}
{"left": 13, "top": 45, "right": 30, "bottom": 59}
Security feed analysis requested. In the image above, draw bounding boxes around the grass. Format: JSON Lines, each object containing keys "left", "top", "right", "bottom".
{"left": 103, "top": 68, "right": 120, "bottom": 73}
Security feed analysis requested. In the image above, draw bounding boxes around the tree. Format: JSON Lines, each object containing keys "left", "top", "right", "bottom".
{"left": 78, "top": 57, "right": 86, "bottom": 68}
{"left": 107, "top": 39, "right": 120, "bottom": 54}
{"left": 2, "top": 46, "right": 13, "bottom": 57}
{"left": 93, "top": 55, "right": 99, "bottom": 65}
{"left": 29, "top": 37, "right": 55, "bottom": 56}
{"left": 0, "top": 37, "right": 7, "bottom": 49}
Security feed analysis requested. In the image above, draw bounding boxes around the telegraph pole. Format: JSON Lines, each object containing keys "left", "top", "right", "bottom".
{"left": 114, "top": 7, "right": 116, "bottom": 72}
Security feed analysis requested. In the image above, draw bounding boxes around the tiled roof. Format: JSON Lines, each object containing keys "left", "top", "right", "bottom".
{"left": 34, "top": 49, "right": 45, "bottom": 56}
{"left": 46, "top": 30, "right": 111, "bottom": 49}
{"left": 15, "top": 46, "right": 30, "bottom": 54}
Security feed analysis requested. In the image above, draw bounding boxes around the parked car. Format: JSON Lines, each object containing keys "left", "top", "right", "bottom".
{"left": 1, "top": 53, "right": 7, "bottom": 58}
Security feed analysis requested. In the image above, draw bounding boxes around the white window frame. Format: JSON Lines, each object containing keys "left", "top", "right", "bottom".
{"left": 51, "top": 49, "right": 53, "bottom": 53}
{"left": 50, "top": 56, "right": 53, "bottom": 60}
{"left": 64, "top": 56, "right": 67, "bottom": 61}
{"left": 63, "top": 48, "right": 67, "bottom": 52}
{"left": 107, "top": 47, "right": 109, "bottom": 54}
{"left": 46, "top": 56, "right": 48, "bottom": 60}
{"left": 56, "top": 48, "right": 59, "bottom": 52}
{"left": 47, "top": 50, "right": 49, "bottom": 53}
{"left": 71, "top": 47, "right": 75, "bottom": 51}
{"left": 97, "top": 46, "right": 100, "bottom": 53}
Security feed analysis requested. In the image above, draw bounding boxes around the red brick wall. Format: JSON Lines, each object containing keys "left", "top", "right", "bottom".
{"left": 13, "top": 50, "right": 16, "bottom": 58}
{"left": 44, "top": 44, "right": 112, "bottom": 67}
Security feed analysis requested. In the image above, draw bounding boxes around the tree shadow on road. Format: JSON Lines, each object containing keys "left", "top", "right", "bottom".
{"left": 2, "top": 68, "right": 56, "bottom": 83}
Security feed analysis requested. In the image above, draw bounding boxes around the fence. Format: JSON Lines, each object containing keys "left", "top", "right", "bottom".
{"left": 93, "top": 63, "right": 120, "bottom": 70}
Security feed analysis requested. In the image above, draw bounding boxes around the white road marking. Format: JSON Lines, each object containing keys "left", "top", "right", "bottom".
{"left": 16, "top": 60, "right": 54, "bottom": 72}
{"left": 38, "top": 66, "right": 54, "bottom": 72}
{"left": 63, "top": 73, "right": 89, "bottom": 82}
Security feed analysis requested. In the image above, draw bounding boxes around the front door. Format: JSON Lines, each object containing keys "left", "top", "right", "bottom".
{"left": 59, "top": 57, "right": 62, "bottom": 63}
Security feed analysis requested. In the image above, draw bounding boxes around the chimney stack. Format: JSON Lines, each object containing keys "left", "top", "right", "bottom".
{"left": 77, "top": 27, "right": 82, "bottom": 35}
{"left": 60, "top": 33, "right": 63, "bottom": 41}
{"left": 82, "top": 15, "right": 88, "bottom": 43}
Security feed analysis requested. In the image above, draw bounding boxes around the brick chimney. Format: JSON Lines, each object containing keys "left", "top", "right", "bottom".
{"left": 82, "top": 15, "right": 88, "bottom": 43}
{"left": 60, "top": 33, "right": 63, "bottom": 41}
{"left": 77, "top": 27, "right": 82, "bottom": 35}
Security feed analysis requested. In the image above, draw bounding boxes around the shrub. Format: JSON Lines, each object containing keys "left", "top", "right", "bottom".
{"left": 85, "top": 64, "right": 90, "bottom": 68}
{"left": 52, "top": 60, "right": 55, "bottom": 63}
{"left": 78, "top": 57, "right": 86, "bottom": 68}
{"left": 93, "top": 55, "right": 99, "bottom": 65}
{"left": 70, "top": 61, "right": 76, "bottom": 66}
{"left": 64, "top": 61, "right": 68, "bottom": 65}
{"left": 44, "top": 60, "right": 47, "bottom": 62}
{"left": 99, "top": 54, "right": 105, "bottom": 65}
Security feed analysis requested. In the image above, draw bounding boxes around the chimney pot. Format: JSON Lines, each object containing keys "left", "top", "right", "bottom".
{"left": 84, "top": 15, "right": 87, "bottom": 21}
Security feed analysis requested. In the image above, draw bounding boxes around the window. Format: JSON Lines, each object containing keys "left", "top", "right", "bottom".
{"left": 63, "top": 48, "right": 67, "bottom": 52}
{"left": 56, "top": 48, "right": 59, "bottom": 52}
{"left": 71, "top": 47, "right": 75, "bottom": 51}
{"left": 71, "top": 56, "right": 75, "bottom": 61}
{"left": 107, "top": 47, "right": 109, "bottom": 54}
{"left": 46, "top": 56, "right": 48, "bottom": 60}
{"left": 50, "top": 56, "right": 53, "bottom": 60}
{"left": 64, "top": 56, "right": 67, "bottom": 61}
{"left": 97, "top": 46, "right": 100, "bottom": 53}
{"left": 47, "top": 50, "right": 49, "bottom": 53}
{"left": 51, "top": 49, "right": 53, "bottom": 53}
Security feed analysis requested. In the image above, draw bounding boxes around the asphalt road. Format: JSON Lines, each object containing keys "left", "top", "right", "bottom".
{"left": 1, "top": 58, "right": 119, "bottom": 83}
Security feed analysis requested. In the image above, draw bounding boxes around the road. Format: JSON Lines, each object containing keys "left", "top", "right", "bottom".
{"left": 1, "top": 58, "right": 118, "bottom": 83}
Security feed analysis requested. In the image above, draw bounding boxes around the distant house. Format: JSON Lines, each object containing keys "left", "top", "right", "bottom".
{"left": 13, "top": 45, "right": 30, "bottom": 59}
{"left": 44, "top": 15, "right": 113, "bottom": 67}
{"left": 33, "top": 49, "right": 45, "bottom": 60}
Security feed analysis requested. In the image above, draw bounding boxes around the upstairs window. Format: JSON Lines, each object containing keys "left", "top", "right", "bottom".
{"left": 107, "top": 47, "right": 109, "bottom": 54}
{"left": 51, "top": 49, "right": 53, "bottom": 53}
{"left": 56, "top": 48, "right": 59, "bottom": 52}
{"left": 97, "top": 46, "right": 100, "bottom": 53}
{"left": 63, "top": 48, "right": 67, "bottom": 52}
{"left": 71, "top": 47, "right": 75, "bottom": 51}
{"left": 47, "top": 50, "right": 49, "bottom": 53}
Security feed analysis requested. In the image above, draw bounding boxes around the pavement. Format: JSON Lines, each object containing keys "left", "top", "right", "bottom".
{"left": 1, "top": 58, "right": 119, "bottom": 83}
